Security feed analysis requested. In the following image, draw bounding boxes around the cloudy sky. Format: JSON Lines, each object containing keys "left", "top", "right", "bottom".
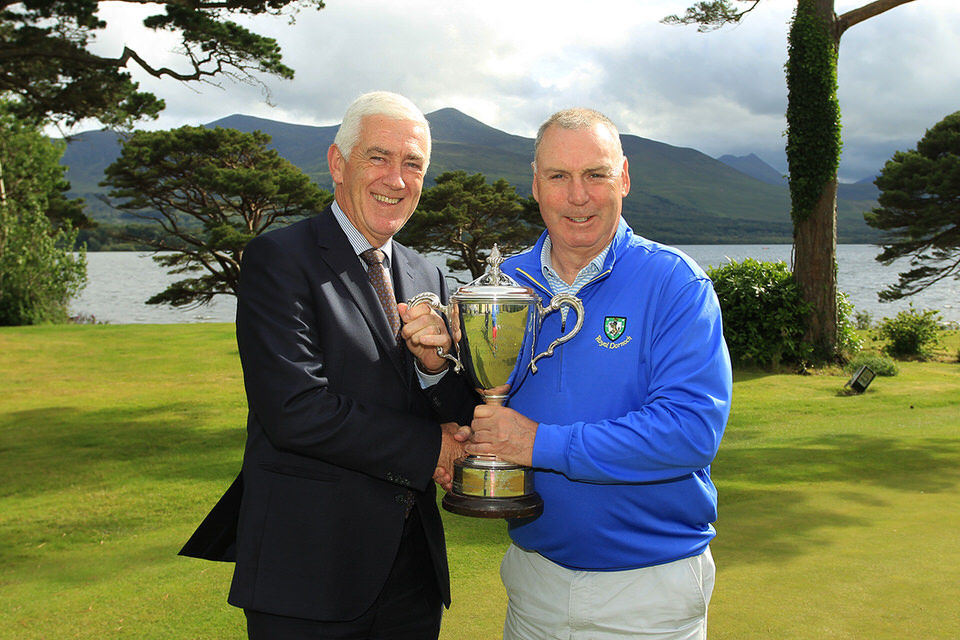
{"left": 82, "top": 0, "right": 960, "bottom": 183}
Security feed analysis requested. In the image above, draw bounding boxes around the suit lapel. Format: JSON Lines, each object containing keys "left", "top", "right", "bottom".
{"left": 312, "top": 209, "right": 406, "bottom": 376}
{"left": 391, "top": 245, "right": 422, "bottom": 384}
{"left": 391, "top": 244, "right": 420, "bottom": 308}
{"left": 393, "top": 243, "right": 443, "bottom": 382}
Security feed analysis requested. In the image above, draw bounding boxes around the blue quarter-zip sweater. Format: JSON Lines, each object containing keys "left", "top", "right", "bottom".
{"left": 503, "top": 218, "right": 732, "bottom": 570}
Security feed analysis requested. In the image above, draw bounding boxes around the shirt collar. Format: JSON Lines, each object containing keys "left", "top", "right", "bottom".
{"left": 539, "top": 234, "right": 609, "bottom": 289}
{"left": 331, "top": 199, "right": 394, "bottom": 265}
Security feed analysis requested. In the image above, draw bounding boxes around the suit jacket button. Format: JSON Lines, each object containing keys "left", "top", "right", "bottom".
{"left": 395, "top": 494, "right": 408, "bottom": 505}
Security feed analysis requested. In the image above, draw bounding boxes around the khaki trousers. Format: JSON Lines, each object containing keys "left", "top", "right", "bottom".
{"left": 500, "top": 544, "right": 715, "bottom": 640}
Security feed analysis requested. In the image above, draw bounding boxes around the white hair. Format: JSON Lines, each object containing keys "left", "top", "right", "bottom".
{"left": 333, "top": 91, "right": 431, "bottom": 168}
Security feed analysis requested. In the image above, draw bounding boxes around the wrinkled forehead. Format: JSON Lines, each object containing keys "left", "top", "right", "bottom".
{"left": 358, "top": 115, "right": 430, "bottom": 161}
{"left": 535, "top": 124, "right": 624, "bottom": 171}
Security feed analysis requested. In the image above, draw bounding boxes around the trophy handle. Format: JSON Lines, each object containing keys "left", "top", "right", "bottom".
{"left": 530, "top": 294, "right": 584, "bottom": 373}
{"left": 405, "top": 292, "right": 464, "bottom": 373}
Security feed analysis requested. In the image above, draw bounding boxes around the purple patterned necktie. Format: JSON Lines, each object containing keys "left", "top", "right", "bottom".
{"left": 360, "top": 248, "right": 401, "bottom": 339}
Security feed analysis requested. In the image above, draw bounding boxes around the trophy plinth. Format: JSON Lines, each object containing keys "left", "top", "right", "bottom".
{"left": 409, "top": 245, "right": 583, "bottom": 519}
{"left": 442, "top": 458, "right": 543, "bottom": 519}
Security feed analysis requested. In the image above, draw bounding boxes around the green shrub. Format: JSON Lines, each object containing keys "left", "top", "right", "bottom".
{"left": 854, "top": 310, "right": 873, "bottom": 330}
{"left": 0, "top": 204, "right": 87, "bottom": 326}
{"left": 875, "top": 305, "right": 943, "bottom": 359}
{"left": 708, "top": 258, "right": 812, "bottom": 367}
{"left": 845, "top": 352, "right": 899, "bottom": 377}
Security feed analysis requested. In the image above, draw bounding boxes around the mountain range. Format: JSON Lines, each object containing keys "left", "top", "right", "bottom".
{"left": 59, "top": 108, "right": 882, "bottom": 244}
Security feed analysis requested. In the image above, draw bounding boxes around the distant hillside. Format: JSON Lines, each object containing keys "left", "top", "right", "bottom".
{"left": 718, "top": 153, "right": 788, "bottom": 186}
{"left": 59, "top": 109, "right": 881, "bottom": 244}
{"left": 716, "top": 152, "right": 881, "bottom": 242}
{"left": 720, "top": 152, "right": 880, "bottom": 201}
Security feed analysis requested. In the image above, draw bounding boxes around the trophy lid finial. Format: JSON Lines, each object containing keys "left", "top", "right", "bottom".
{"left": 475, "top": 244, "right": 517, "bottom": 287}
{"left": 487, "top": 244, "right": 504, "bottom": 281}
{"left": 459, "top": 243, "right": 527, "bottom": 292}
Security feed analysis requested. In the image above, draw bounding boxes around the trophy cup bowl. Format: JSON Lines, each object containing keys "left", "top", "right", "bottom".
{"left": 408, "top": 245, "right": 583, "bottom": 519}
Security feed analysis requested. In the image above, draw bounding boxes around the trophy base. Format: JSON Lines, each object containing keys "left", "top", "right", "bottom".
{"left": 442, "top": 455, "right": 543, "bottom": 519}
{"left": 443, "top": 491, "right": 542, "bottom": 519}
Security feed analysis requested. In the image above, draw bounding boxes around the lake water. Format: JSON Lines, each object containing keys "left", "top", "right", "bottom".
{"left": 70, "top": 246, "right": 959, "bottom": 326}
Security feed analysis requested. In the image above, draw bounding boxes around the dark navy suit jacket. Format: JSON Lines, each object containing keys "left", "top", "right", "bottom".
{"left": 180, "top": 207, "right": 477, "bottom": 621}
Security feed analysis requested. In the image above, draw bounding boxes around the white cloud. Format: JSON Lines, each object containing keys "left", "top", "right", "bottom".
{"left": 56, "top": 0, "right": 960, "bottom": 182}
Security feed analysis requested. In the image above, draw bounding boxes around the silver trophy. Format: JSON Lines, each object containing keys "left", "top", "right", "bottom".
{"left": 408, "top": 245, "right": 584, "bottom": 518}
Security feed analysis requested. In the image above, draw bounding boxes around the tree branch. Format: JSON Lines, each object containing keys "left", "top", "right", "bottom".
{"left": 661, "top": 0, "right": 762, "bottom": 32}
{"left": 117, "top": 44, "right": 229, "bottom": 81}
{"left": 837, "top": 0, "right": 918, "bottom": 37}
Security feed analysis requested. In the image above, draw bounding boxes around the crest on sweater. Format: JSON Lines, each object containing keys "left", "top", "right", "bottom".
{"left": 603, "top": 316, "right": 626, "bottom": 341}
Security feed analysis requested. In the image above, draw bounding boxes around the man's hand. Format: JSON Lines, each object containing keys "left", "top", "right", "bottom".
{"left": 434, "top": 422, "right": 471, "bottom": 491}
{"left": 398, "top": 301, "right": 451, "bottom": 374}
{"left": 467, "top": 405, "right": 537, "bottom": 467}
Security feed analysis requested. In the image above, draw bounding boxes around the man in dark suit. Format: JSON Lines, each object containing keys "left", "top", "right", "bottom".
{"left": 181, "top": 91, "right": 478, "bottom": 639}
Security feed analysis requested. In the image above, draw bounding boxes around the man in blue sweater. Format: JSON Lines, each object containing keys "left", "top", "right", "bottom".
{"left": 467, "top": 108, "right": 733, "bottom": 639}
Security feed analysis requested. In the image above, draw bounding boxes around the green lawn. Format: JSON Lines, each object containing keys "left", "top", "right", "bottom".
{"left": 1, "top": 324, "right": 958, "bottom": 639}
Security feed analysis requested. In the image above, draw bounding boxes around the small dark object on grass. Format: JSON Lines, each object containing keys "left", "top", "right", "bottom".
{"left": 844, "top": 365, "right": 875, "bottom": 394}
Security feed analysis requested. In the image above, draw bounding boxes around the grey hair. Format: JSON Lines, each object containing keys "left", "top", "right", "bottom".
{"left": 533, "top": 108, "right": 623, "bottom": 168}
{"left": 333, "top": 91, "right": 432, "bottom": 168}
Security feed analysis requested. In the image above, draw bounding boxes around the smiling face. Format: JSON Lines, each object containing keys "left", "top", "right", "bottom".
{"left": 328, "top": 114, "right": 430, "bottom": 247}
{"left": 532, "top": 122, "right": 630, "bottom": 280}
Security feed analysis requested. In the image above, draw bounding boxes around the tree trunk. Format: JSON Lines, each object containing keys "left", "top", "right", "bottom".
{"left": 789, "top": 0, "right": 842, "bottom": 362}
{"left": 793, "top": 176, "right": 838, "bottom": 360}
{"left": 789, "top": 0, "right": 914, "bottom": 362}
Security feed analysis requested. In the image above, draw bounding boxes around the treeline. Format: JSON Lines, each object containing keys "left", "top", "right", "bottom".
{"left": 75, "top": 224, "right": 192, "bottom": 251}
{"left": 622, "top": 211, "right": 796, "bottom": 245}
{"left": 79, "top": 211, "right": 881, "bottom": 251}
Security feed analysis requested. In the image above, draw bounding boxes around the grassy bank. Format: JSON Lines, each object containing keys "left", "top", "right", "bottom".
{"left": 1, "top": 324, "right": 958, "bottom": 639}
